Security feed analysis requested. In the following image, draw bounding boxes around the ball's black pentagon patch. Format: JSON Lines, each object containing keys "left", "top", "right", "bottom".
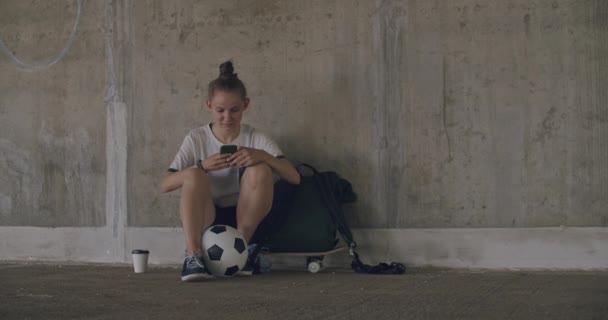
{"left": 234, "top": 238, "right": 246, "bottom": 254}
{"left": 224, "top": 265, "right": 239, "bottom": 276}
{"left": 210, "top": 225, "right": 227, "bottom": 234}
{"left": 207, "top": 245, "right": 224, "bottom": 261}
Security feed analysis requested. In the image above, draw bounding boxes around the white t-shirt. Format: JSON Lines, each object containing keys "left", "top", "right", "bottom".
{"left": 169, "top": 123, "right": 283, "bottom": 207}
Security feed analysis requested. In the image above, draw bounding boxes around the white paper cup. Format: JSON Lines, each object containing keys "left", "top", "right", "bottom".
{"left": 131, "top": 250, "right": 150, "bottom": 273}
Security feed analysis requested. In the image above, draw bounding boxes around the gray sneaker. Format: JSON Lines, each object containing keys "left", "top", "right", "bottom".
{"left": 181, "top": 254, "right": 213, "bottom": 282}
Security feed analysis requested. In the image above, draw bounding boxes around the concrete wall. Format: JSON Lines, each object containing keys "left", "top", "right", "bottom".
{"left": 1, "top": 0, "right": 607, "bottom": 269}
{"left": 0, "top": 0, "right": 106, "bottom": 226}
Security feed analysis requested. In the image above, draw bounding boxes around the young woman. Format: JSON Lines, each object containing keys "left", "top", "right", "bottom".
{"left": 161, "top": 61, "right": 300, "bottom": 281}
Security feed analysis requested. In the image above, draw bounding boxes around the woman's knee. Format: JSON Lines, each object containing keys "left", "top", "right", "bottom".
{"left": 182, "top": 167, "right": 211, "bottom": 188}
{"left": 242, "top": 163, "right": 273, "bottom": 185}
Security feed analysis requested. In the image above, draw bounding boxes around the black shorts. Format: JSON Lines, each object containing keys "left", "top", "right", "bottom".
{"left": 213, "top": 180, "right": 295, "bottom": 245}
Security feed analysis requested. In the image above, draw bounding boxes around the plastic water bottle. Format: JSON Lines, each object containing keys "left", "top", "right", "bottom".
{"left": 257, "top": 254, "right": 272, "bottom": 273}
{"left": 248, "top": 243, "right": 272, "bottom": 273}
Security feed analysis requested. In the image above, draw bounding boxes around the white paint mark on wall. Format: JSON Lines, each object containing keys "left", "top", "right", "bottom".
{"left": 104, "top": 0, "right": 119, "bottom": 104}
{"left": 0, "top": 0, "right": 84, "bottom": 72}
{"left": 106, "top": 101, "right": 127, "bottom": 239}
{"left": 103, "top": 0, "right": 128, "bottom": 261}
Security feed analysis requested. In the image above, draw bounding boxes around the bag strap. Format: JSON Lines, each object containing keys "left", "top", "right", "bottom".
{"left": 314, "top": 172, "right": 354, "bottom": 243}
{"left": 350, "top": 251, "right": 406, "bottom": 274}
{"left": 312, "top": 171, "right": 406, "bottom": 275}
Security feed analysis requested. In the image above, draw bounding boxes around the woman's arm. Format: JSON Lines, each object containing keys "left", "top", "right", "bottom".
{"left": 161, "top": 167, "right": 195, "bottom": 193}
{"left": 263, "top": 156, "right": 301, "bottom": 185}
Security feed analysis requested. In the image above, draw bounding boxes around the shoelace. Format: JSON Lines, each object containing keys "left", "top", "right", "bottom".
{"left": 186, "top": 256, "right": 202, "bottom": 271}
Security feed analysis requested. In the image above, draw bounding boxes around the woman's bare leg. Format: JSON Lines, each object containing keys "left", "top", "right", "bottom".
{"left": 162, "top": 167, "right": 215, "bottom": 253}
{"left": 236, "top": 163, "right": 274, "bottom": 242}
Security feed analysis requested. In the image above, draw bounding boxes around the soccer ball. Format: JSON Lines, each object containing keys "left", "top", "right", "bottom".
{"left": 201, "top": 225, "right": 249, "bottom": 277}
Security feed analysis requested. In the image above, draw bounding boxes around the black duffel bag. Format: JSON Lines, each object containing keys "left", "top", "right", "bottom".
{"left": 260, "top": 164, "right": 405, "bottom": 274}
{"left": 262, "top": 164, "right": 353, "bottom": 252}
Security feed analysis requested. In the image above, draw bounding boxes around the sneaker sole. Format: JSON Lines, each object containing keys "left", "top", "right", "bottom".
{"left": 181, "top": 273, "right": 213, "bottom": 282}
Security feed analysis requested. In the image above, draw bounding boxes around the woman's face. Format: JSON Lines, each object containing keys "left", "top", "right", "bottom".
{"left": 206, "top": 90, "right": 249, "bottom": 131}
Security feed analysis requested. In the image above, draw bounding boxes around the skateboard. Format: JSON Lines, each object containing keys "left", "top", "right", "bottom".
{"left": 259, "top": 246, "right": 348, "bottom": 273}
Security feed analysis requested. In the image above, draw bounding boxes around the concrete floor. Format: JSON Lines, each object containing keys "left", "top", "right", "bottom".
{"left": 1, "top": 262, "right": 607, "bottom": 320}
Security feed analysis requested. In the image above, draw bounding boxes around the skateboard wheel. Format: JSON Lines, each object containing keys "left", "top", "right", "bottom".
{"left": 307, "top": 261, "right": 323, "bottom": 273}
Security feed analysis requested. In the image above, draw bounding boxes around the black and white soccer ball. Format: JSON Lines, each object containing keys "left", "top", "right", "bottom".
{"left": 201, "top": 225, "right": 248, "bottom": 277}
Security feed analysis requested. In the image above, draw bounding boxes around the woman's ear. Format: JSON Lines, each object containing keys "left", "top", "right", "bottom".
{"left": 205, "top": 100, "right": 212, "bottom": 110}
{"left": 243, "top": 98, "right": 250, "bottom": 110}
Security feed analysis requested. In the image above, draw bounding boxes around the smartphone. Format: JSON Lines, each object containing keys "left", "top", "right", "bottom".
{"left": 220, "top": 144, "right": 238, "bottom": 154}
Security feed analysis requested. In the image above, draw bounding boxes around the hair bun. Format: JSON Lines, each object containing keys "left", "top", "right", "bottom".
{"left": 208, "top": 60, "right": 247, "bottom": 99}
{"left": 219, "top": 61, "right": 237, "bottom": 79}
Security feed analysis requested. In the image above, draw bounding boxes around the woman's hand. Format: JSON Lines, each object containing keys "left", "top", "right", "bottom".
{"left": 227, "top": 147, "right": 270, "bottom": 167}
{"left": 202, "top": 153, "right": 232, "bottom": 171}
